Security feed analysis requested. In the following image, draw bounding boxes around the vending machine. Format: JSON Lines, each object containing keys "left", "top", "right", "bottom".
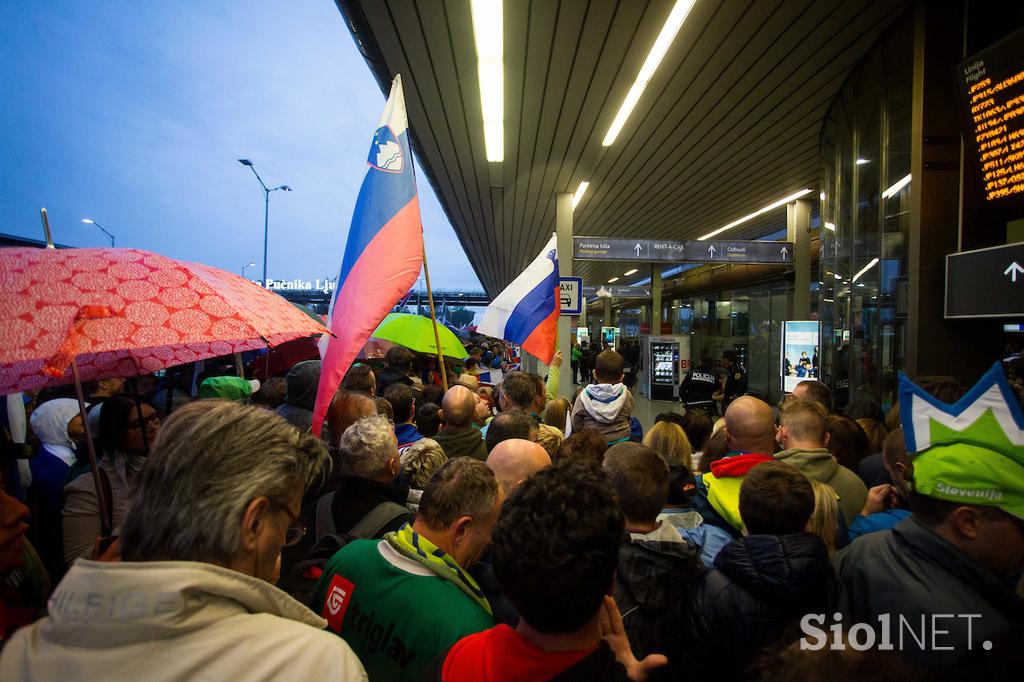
{"left": 646, "top": 336, "right": 682, "bottom": 401}
{"left": 642, "top": 335, "right": 691, "bottom": 401}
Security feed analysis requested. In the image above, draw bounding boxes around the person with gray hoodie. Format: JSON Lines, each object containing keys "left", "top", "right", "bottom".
{"left": 571, "top": 350, "right": 636, "bottom": 444}
{"left": 275, "top": 360, "right": 321, "bottom": 433}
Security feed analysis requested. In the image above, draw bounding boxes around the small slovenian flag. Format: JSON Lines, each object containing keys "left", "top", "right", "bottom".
{"left": 312, "top": 74, "right": 424, "bottom": 436}
{"left": 477, "top": 234, "right": 559, "bottom": 363}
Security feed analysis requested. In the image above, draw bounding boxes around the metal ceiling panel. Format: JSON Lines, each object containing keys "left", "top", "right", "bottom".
{"left": 336, "top": 0, "right": 907, "bottom": 295}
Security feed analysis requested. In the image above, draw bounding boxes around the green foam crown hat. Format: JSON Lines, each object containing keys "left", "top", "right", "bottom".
{"left": 899, "top": 363, "right": 1024, "bottom": 519}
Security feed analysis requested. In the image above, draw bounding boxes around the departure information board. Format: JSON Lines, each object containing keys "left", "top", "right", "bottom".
{"left": 957, "top": 27, "right": 1024, "bottom": 208}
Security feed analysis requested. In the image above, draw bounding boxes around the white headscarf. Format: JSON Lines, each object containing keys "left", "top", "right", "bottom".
{"left": 30, "top": 398, "right": 81, "bottom": 465}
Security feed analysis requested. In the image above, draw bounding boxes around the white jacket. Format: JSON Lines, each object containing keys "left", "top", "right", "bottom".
{"left": 0, "top": 559, "right": 367, "bottom": 681}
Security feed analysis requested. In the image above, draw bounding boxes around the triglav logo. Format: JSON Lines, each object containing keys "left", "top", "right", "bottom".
{"left": 326, "top": 585, "right": 347, "bottom": 616}
{"left": 320, "top": 574, "right": 355, "bottom": 632}
{"left": 800, "top": 612, "right": 990, "bottom": 652}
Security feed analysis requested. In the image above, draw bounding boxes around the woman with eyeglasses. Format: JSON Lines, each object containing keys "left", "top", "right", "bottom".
{"left": 61, "top": 393, "right": 161, "bottom": 565}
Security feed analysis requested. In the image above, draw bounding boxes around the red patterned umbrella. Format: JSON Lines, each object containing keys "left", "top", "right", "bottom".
{"left": 0, "top": 247, "right": 328, "bottom": 394}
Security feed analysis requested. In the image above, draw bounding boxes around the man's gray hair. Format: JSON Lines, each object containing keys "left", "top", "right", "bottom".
{"left": 418, "top": 457, "right": 499, "bottom": 529}
{"left": 337, "top": 414, "right": 398, "bottom": 478}
{"left": 120, "top": 401, "right": 330, "bottom": 565}
{"left": 400, "top": 437, "right": 448, "bottom": 489}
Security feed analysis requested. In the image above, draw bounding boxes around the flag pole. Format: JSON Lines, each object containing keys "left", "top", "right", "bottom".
{"left": 421, "top": 239, "right": 449, "bottom": 393}
{"left": 404, "top": 95, "right": 448, "bottom": 395}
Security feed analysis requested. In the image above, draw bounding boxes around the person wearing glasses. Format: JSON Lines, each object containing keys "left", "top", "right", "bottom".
{"left": 62, "top": 394, "right": 161, "bottom": 565}
{"left": 1, "top": 400, "right": 367, "bottom": 681}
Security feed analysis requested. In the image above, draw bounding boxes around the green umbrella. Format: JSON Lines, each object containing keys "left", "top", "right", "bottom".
{"left": 371, "top": 313, "right": 468, "bottom": 359}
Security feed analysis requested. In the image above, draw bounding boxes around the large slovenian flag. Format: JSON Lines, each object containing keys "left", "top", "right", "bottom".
{"left": 477, "top": 234, "right": 559, "bottom": 363}
{"left": 313, "top": 75, "right": 423, "bottom": 436}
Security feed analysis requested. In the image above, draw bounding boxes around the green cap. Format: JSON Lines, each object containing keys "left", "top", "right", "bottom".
{"left": 900, "top": 363, "right": 1024, "bottom": 520}
{"left": 199, "top": 376, "right": 259, "bottom": 403}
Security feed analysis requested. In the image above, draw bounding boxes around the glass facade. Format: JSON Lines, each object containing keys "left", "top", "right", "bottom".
{"left": 659, "top": 282, "right": 791, "bottom": 404}
{"left": 819, "top": 9, "right": 913, "bottom": 413}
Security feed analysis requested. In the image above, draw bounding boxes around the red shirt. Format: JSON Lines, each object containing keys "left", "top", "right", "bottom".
{"left": 442, "top": 624, "right": 596, "bottom": 682}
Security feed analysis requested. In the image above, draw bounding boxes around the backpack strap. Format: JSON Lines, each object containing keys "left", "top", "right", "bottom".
{"left": 315, "top": 491, "right": 337, "bottom": 542}
{"left": 348, "top": 501, "right": 410, "bottom": 540}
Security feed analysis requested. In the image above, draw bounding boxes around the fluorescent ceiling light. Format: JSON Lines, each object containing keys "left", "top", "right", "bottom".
{"left": 571, "top": 181, "right": 590, "bottom": 209}
{"left": 856, "top": 158, "right": 870, "bottom": 165}
{"left": 819, "top": 192, "right": 826, "bottom": 201}
{"left": 824, "top": 222, "right": 836, "bottom": 231}
{"left": 608, "top": 277, "right": 620, "bottom": 283}
{"left": 602, "top": 0, "right": 696, "bottom": 146}
{"left": 834, "top": 273, "right": 842, "bottom": 280}
{"left": 471, "top": 0, "right": 503, "bottom": 162}
{"left": 623, "top": 268, "right": 638, "bottom": 276}
{"left": 882, "top": 173, "right": 912, "bottom": 199}
{"left": 851, "top": 257, "right": 879, "bottom": 283}
{"left": 697, "top": 189, "right": 813, "bottom": 240}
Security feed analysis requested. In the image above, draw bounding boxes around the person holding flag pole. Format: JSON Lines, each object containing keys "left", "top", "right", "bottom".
{"left": 313, "top": 74, "right": 447, "bottom": 437}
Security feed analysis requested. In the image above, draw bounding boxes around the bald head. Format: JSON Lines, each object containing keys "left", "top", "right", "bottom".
{"left": 441, "top": 385, "right": 477, "bottom": 428}
{"left": 486, "top": 438, "right": 551, "bottom": 494}
{"left": 723, "top": 396, "right": 777, "bottom": 455}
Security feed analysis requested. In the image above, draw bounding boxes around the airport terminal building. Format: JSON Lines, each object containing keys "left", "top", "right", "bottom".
{"left": 339, "top": 0, "right": 1022, "bottom": 409}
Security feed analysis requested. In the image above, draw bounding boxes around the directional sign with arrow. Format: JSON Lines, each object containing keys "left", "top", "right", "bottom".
{"left": 573, "top": 237, "right": 793, "bottom": 264}
{"left": 946, "top": 242, "right": 1024, "bottom": 318}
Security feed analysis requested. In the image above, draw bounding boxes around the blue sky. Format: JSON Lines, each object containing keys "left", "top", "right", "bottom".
{"left": 0, "top": 1, "right": 482, "bottom": 290}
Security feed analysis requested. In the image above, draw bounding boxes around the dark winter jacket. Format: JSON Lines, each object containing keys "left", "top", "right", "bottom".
{"left": 377, "top": 367, "right": 414, "bottom": 397}
{"left": 686, "top": 533, "right": 836, "bottom": 679}
{"left": 614, "top": 526, "right": 703, "bottom": 681}
{"left": 433, "top": 425, "right": 487, "bottom": 461}
{"left": 836, "top": 516, "right": 1024, "bottom": 667}
{"left": 275, "top": 360, "right": 320, "bottom": 433}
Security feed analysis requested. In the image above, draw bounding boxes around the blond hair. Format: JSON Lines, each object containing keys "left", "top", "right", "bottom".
{"left": 808, "top": 480, "right": 840, "bottom": 557}
{"left": 643, "top": 421, "right": 693, "bottom": 467}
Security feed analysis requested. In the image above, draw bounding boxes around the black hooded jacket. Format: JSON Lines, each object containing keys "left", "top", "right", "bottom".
{"left": 686, "top": 533, "right": 836, "bottom": 679}
{"left": 275, "top": 360, "right": 320, "bottom": 432}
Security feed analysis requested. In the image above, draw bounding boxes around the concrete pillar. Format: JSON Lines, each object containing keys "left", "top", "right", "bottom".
{"left": 651, "top": 266, "right": 662, "bottom": 335}
{"left": 787, "top": 198, "right": 812, "bottom": 320}
{"left": 603, "top": 298, "right": 612, "bottom": 328}
{"left": 556, "top": 192, "right": 573, "bottom": 401}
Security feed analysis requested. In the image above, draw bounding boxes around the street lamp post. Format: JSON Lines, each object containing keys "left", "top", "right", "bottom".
{"left": 238, "top": 159, "right": 291, "bottom": 283}
{"left": 241, "top": 262, "right": 256, "bottom": 278}
{"left": 81, "top": 218, "right": 115, "bottom": 247}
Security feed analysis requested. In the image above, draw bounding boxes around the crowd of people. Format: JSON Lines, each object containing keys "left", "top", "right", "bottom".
{"left": 0, "top": 337, "right": 1022, "bottom": 680}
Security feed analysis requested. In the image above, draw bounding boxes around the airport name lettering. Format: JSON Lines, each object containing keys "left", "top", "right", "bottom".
{"left": 261, "top": 278, "right": 337, "bottom": 293}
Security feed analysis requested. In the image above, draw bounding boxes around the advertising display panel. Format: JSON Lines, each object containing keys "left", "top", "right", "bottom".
{"left": 782, "top": 321, "right": 819, "bottom": 393}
